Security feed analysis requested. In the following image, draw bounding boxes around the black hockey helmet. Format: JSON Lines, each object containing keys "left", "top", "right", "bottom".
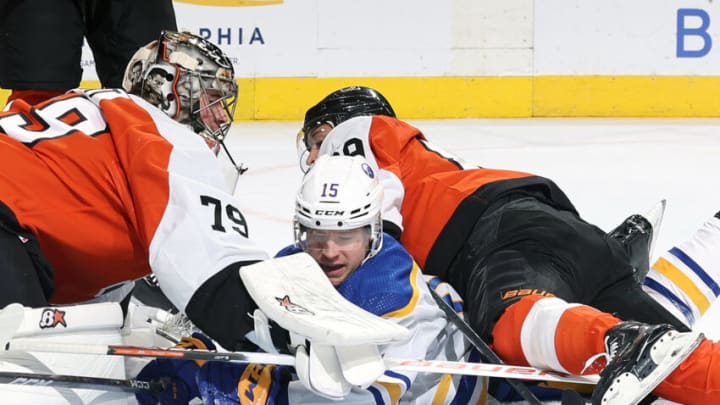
{"left": 299, "top": 86, "right": 396, "bottom": 150}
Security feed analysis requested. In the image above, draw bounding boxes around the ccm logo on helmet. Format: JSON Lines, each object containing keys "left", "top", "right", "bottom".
{"left": 314, "top": 210, "right": 345, "bottom": 216}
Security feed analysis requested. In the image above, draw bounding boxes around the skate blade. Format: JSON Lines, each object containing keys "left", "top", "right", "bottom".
{"left": 598, "top": 330, "right": 704, "bottom": 405}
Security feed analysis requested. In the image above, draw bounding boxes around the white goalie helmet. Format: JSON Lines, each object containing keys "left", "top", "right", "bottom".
{"left": 294, "top": 155, "right": 384, "bottom": 261}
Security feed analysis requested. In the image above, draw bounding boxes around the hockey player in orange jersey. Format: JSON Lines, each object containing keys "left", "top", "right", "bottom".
{"left": 296, "top": 86, "right": 720, "bottom": 404}
{"left": 0, "top": 31, "right": 266, "bottom": 351}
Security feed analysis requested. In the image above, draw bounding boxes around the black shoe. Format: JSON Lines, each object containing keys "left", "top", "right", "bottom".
{"left": 591, "top": 321, "right": 703, "bottom": 405}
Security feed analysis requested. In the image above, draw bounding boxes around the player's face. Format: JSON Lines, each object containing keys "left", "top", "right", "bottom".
{"left": 198, "top": 89, "right": 231, "bottom": 133}
{"left": 304, "top": 123, "right": 334, "bottom": 166}
{"left": 176, "top": 75, "right": 231, "bottom": 138}
{"left": 304, "top": 227, "right": 370, "bottom": 287}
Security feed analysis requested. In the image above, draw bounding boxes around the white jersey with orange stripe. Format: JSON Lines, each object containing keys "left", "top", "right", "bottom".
{"left": 0, "top": 89, "right": 269, "bottom": 348}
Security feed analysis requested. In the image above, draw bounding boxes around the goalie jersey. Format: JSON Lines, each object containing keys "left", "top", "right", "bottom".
{"left": 0, "top": 90, "right": 268, "bottom": 347}
{"left": 276, "top": 234, "right": 488, "bottom": 404}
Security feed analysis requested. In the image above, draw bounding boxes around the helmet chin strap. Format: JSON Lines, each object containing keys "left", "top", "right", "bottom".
{"left": 220, "top": 139, "right": 248, "bottom": 176}
{"left": 216, "top": 140, "right": 247, "bottom": 193}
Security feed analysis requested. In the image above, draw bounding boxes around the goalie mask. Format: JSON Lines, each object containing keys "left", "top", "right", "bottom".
{"left": 297, "top": 86, "right": 396, "bottom": 172}
{"left": 294, "top": 155, "right": 384, "bottom": 263}
{"left": 122, "top": 30, "right": 238, "bottom": 155}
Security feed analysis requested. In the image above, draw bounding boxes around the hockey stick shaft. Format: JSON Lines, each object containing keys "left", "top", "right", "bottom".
{"left": 428, "top": 286, "right": 545, "bottom": 404}
{"left": 386, "top": 358, "right": 597, "bottom": 384}
{"left": 0, "top": 370, "right": 162, "bottom": 393}
{"left": 5, "top": 339, "right": 597, "bottom": 385}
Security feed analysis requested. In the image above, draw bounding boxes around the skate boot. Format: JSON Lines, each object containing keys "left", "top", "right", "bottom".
{"left": 591, "top": 321, "right": 704, "bottom": 405}
{"left": 608, "top": 200, "right": 665, "bottom": 284}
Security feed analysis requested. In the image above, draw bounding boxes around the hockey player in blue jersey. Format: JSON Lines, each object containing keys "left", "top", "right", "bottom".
{"left": 193, "top": 154, "right": 487, "bottom": 404}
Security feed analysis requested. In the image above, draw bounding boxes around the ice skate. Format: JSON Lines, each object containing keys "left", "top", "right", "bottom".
{"left": 608, "top": 200, "right": 666, "bottom": 283}
{"left": 591, "top": 321, "right": 703, "bottom": 405}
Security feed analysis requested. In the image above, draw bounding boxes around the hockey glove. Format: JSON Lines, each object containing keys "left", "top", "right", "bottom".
{"left": 135, "top": 333, "right": 215, "bottom": 405}
{"left": 198, "top": 361, "right": 291, "bottom": 404}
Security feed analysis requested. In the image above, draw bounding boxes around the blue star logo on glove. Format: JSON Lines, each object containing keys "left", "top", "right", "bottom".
{"left": 275, "top": 295, "right": 315, "bottom": 315}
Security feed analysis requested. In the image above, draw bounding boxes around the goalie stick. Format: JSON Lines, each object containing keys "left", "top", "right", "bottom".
{"left": 5, "top": 339, "right": 295, "bottom": 366}
{"left": 4, "top": 339, "right": 598, "bottom": 385}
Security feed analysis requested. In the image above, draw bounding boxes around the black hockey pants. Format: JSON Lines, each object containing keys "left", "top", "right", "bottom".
{"left": 0, "top": 202, "right": 53, "bottom": 307}
{"left": 446, "top": 197, "right": 689, "bottom": 342}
